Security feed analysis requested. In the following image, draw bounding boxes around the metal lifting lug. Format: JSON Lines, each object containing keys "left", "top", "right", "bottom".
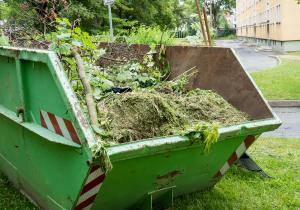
{"left": 15, "top": 107, "right": 25, "bottom": 122}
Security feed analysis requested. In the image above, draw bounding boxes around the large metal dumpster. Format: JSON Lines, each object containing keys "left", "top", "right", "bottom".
{"left": 0, "top": 45, "right": 281, "bottom": 210}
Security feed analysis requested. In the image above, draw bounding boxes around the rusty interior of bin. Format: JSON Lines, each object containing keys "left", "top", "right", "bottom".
{"left": 98, "top": 43, "right": 273, "bottom": 121}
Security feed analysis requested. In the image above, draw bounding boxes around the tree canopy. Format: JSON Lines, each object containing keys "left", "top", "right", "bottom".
{"left": 0, "top": 1, "right": 10, "bottom": 21}
{"left": 4, "top": 0, "right": 187, "bottom": 34}
{"left": 186, "top": 0, "right": 235, "bottom": 28}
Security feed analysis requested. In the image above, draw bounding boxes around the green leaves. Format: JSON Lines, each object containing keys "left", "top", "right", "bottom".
{"left": 74, "top": 27, "right": 82, "bottom": 35}
{"left": 93, "top": 49, "right": 106, "bottom": 60}
{"left": 116, "top": 71, "right": 132, "bottom": 82}
{"left": 71, "top": 39, "right": 84, "bottom": 47}
{"left": 0, "top": 31, "right": 9, "bottom": 46}
{"left": 50, "top": 43, "right": 72, "bottom": 55}
{"left": 99, "top": 77, "right": 114, "bottom": 91}
{"left": 57, "top": 33, "right": 71, "bottom": 40}
{"left": 92, "top": 125, "right": 106, "bottom": 136}
{"left": 180, "top": 122, "right": 220, "bottom": 155}
{"left": 63, "top": 18, "right": 72, "bottom": 27}
{"left": 150, "top": 43, "right": 156, "bottom": 51}
{"left": 48, "top": 42, "right": 57, "bottom": 51}
{"left": 136, "top": 73, "right": 151, "bottom": 83}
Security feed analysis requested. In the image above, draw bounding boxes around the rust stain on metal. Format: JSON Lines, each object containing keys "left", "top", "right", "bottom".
{"left": 55, "top": 60, "right": 63, "bottom": 71}
{"left": 157, "top": 170, "right": 182, "bottom": 180}
{"left": 73, "top": 102, "right": 89, "bottom": 129}
{"left": 154, "top": 170, "right": 182, "bottom": 189}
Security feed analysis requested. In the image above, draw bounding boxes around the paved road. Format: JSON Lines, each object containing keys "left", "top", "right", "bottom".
{"left": 215, "top": 39, "right": 280, "bottom": 73}
{"left": 261, "top": 107, "right": 300, "bottom": 138}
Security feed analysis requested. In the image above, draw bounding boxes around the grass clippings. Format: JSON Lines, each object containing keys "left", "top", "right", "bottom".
{"left": 97, "top": 88, "right": 251, "bottom": 144}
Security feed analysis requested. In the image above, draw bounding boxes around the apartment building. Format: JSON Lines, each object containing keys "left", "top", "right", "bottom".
{"left": 236, "top": 0, "right": 300, "bottom": 53}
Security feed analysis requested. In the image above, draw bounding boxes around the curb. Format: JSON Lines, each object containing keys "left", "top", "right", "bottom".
{"left": 268, "top": 100, "right": 300, "bottom": 107}
{"left": 268, "top": 55, "right": 282, "bottom": 66}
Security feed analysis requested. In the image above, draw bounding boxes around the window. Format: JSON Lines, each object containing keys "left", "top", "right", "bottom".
{"left": 259, "top": 13, "right": 262, "bottom": 24}
{"left": 276, "top": 4, "right": 281, "bottom": 23}
{"left": 273, "top": 7, "right": 275, "bottom": 24}
{"left": 270, "top": 8, "right": 273, "bottom": 24}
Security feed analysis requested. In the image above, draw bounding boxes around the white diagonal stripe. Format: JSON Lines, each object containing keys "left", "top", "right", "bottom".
{"left": 55, "top": 115, "right": 72, "bottom": 141}
{"left": 41, "top": 110, "right": 55, "bottom": 133}
{"left": 85, "top": 169, "right": 103, "bottom": 185}
{"left": 220, "top": 161, "right": 230, "bottom": 175}
{"left": 77, "top": 183, "right": 102, "bottom": 205}
{"left": 236, "top": 142, "right": 246, "bottom": 158}
{"left": 82, "top": 203, "right": 93, "bottom": 210}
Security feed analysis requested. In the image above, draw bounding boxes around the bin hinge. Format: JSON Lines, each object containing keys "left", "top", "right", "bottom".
{"left": 16, "top": 107, "right": 25, "bottom": 122}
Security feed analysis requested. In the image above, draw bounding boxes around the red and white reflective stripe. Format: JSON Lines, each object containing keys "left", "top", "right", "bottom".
{"left": 40, "top": 110, "right": 81, "bottom": 145}
{"left": 213, "top": 135, "right": 255, "bottom": 179}
{"left": 74, "top": 165, "right": 106, "bottom": 210}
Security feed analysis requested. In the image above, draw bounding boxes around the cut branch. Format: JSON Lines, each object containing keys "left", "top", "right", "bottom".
{"left": 70, "top": 50, "right": 98, "bottom": 126}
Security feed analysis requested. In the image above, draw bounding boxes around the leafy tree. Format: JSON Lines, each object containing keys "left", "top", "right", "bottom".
{"left": 216, "top": 10, "right": 228, "bottom": 27}
{"left": 67, "top": 0, "right": 187, "bottom": 34}
{"left": 6, "top": 0, "right": 187, "bottom": 35}
{"left": 203, "top": 0, "right": 235, "bottom": 28}
{"left": 186, "top": 0, "right": 235, "bottom": 28}
{"left": 0, "top": 1, "right": 11, "bottom": 21}
{"left": 5, "top": 0, "right": 69, "bottom": 39}
{"left": 187, "top": 17, "right": 197, "bottom": 36}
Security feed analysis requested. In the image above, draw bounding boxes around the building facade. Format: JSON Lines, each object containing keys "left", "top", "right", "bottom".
{"left": 236, "top": 0, "right": 300, "bottom": 53}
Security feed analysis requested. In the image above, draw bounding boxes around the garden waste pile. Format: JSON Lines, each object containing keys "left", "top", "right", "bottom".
{"left": 68, "top": 44, "right": 252, "bottom": 172}
{"left": 97, "top": 88, "right": 251, "bottom": 144}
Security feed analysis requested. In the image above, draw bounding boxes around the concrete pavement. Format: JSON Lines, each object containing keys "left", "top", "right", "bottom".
{"left": 261, "top": 107, "right": 300, "bottom": 138}
{"left": 215, "top": 39, "right": 280, "bottom": 73}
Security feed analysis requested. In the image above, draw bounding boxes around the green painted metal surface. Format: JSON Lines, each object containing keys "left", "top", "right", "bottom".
{"left": 0, "top": 46, "right": 281, "bottom": 210}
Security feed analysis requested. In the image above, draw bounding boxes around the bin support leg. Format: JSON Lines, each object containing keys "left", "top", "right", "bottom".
{"left": 138, "top": 186, "right": 176, "bottom": 210}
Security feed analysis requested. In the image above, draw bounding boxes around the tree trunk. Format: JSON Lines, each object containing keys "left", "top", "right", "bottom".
{"left": 213, "top": 12, "right": 218, "bottom": 28}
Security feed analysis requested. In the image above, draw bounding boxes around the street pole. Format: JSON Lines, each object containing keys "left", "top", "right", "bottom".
{"left": 108, "top": 4, "right": 114, "bottom": 42}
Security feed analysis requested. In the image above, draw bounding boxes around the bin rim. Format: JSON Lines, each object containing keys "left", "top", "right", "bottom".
{"left": 106, "top": 116, "right": 281, "bottom": 162}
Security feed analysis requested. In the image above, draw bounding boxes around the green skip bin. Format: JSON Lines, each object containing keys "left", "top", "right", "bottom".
{"left": 0, "top": 45, "right": 281, "bottom": 210}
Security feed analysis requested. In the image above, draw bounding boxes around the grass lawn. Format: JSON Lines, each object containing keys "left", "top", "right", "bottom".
{"left": 1, "top": 137, "right": 299, "bottom": 209}
{"left": 250, "top": 58, "right": 300, "bottom": 100}
{"left": 215, "top": 34, "right": 237, "bottom": 40}
{"left": 0, "top": 172, "right": 38, "bottom": 209}
{"left": 286, "top": 51, "right": 300, "bottom": 57}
